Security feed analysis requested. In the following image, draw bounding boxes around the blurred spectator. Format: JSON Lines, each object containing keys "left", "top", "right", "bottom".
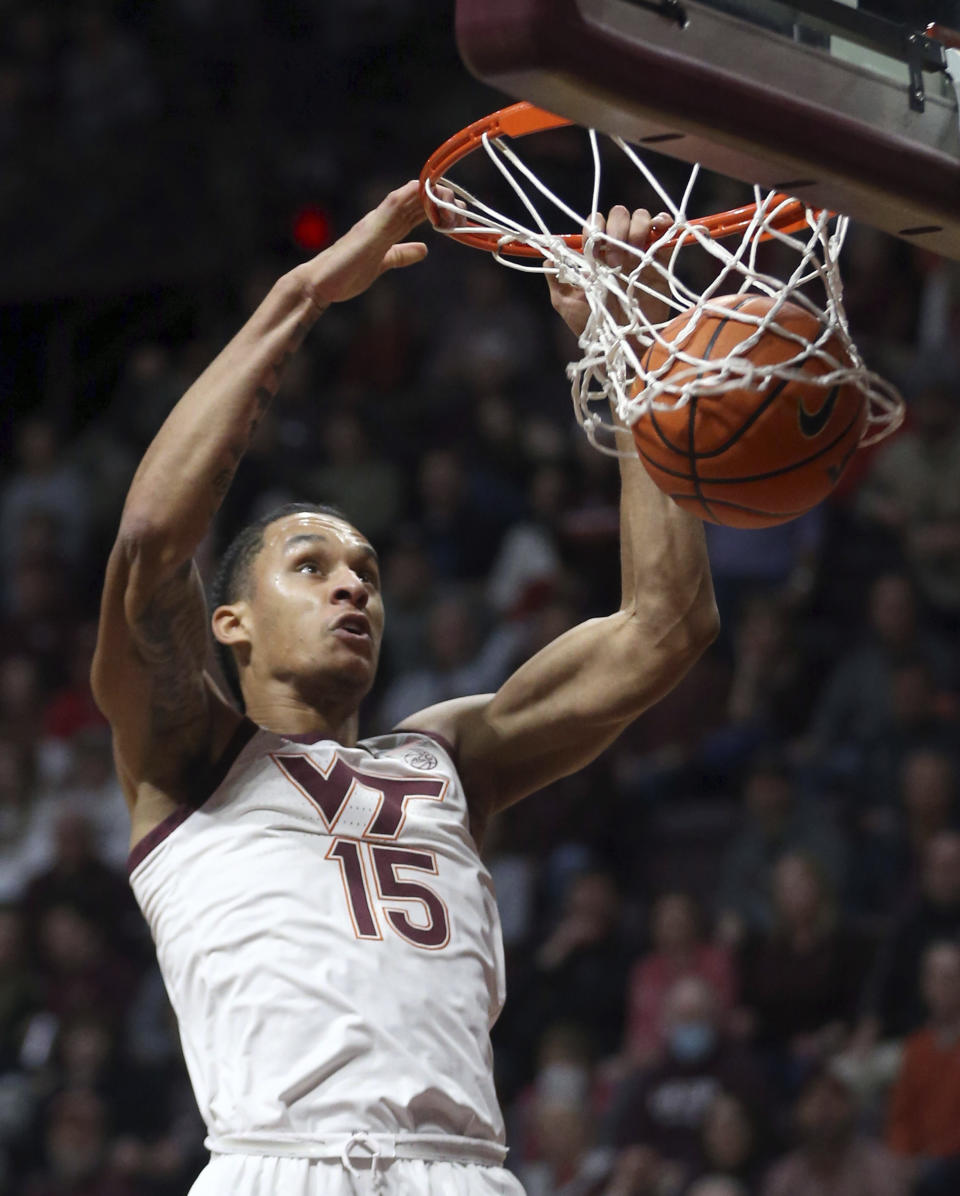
{"left": 897, "top": 749, "right": 959, "bottom": 858}
{"left": 22, "top": 1086, "right": 136, "bottom": 1196}
{"left": 527, "top": 872, "right": 632, "bottom": 1062}
{"left": 856, "top": 830, "right": 960, "bottom": 1044}
{"left": 34, "top": 903, "right": 136, "bottom": 1022}
{"left": 704, "top": 507, "right": 823, "bottom": 633}
{"left": 23, "top": 810, "right": 140, "bottom": 956}
{"left": 303, "top": 409, "right": 404, "bottom": 541}
{"left": 624, "top": 892, "right": 737, "bottom": 1066}
{"left": 0, "top": 904, "right": 43, "bottom": 1071}
{"left": 0, "top": 544, "right": 79, "bottom": 689}
{"left": 686, "top": 1179, "right": 750, "bottom": 1196}
{"left": 612, "top": 649, "right": 730, "bottom": 802}
{"left": 853, "top": 747, "right": 959, "bottom": 915}
{"left": 856, "top": 663, "right": 959, "bottom": 811}
{"left": 736, "top": 854, "right": 873, "bottom": 1088}
{"left": 886, "top": 940, "right": 960, "bottom": 1195}
{"left": 6, "top": 9, "right": 58, "bottom": 135}
{"left": 105, "top": 343, "right": 187, "bottom": 456}
{"left": 801, "top": 573, "right": 954, "bottom": 769}
{"left": 0, "top": 5, "right": 956, "bottom": 1186}
{"left": 722, "top": 596, "right": 817, "bottom": 741}
{"left": 0, "top": 653, "right": 47, "bottom": 748}
{"left": 40, "top": 622, "right": 108, "bottom": 747}
{"left": 38, "top": 1014, "right": 164, "bottom": 1143}
{"left": 481, "top": 813, "right": 536, "bottom": 951}
{"left": 30, "top": 732, "right": 129, "bottom": 870}
{"left": 762, "top": 1060, "right": 909, "bottom": 1196}
{"left": 0, "top": 417, "right": 90, "bottom": 601}
{"left": 0, "top": 736, "right": 50, "bottom": 902}
{"left": 337, "top": 277, "right": 421, "bottom": 391}
{"left": 855, "top": 383, "right": 960, "bottom": 628}
{"left": 415, "top": 447, "right": 518, "bottom": 581}
{"left": 486, "top": 463, "right": 565, "bottom": 617}
{"left": 608, "top": 977, "right": 766, "bottom": 1181}
{"left": 697, "top": 595, "right": 820, "bottom": 793}
{"left": 469, "top": 391, "right": 528, "bottom": 488}
{"left": 601, "top": 1143, "right": 684, "bottom": 1196}
{"left": 376, "top": 530, "right": 435, "bottom": 682}
{"left": 60, "top": 6, "right": 159, "bottom": 140}
{"left": 696, "top": 1090, "right": 770, "bottom": 1194}
{"left": 260, "top": 352, "right": 330, "bottom": 477}
{"left": 517, "top": 1060, "right": 610, "bottom": 1196}
{"left": 376, "top": 592, "right": 523, "bottom": 731}
{"left": 425, "top": 261, "right": 540, "bottom": 394}
{"left": 717, "top": 757, "right": 845, "bottom": 940}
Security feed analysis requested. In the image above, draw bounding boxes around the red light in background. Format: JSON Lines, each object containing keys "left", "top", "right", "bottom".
{"left": 291, "top": 204, "right": 332, "bottom": 251}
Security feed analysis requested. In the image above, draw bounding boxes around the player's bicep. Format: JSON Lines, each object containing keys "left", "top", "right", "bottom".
{"left": 411, "top": 612, "right": 700, "bottom": 814}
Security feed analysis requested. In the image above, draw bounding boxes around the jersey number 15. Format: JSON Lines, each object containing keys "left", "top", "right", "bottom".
{"left": 273, "top": 752, "right": 450, "bottom": 950}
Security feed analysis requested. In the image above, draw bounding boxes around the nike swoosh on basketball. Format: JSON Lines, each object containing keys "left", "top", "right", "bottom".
{"left": 798, "top": 385, "right": 840, "bottom": 438}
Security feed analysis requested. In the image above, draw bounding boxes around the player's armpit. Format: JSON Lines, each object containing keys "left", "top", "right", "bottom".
{"left": 401, "top": 598, "right": 716, "bottom": 820}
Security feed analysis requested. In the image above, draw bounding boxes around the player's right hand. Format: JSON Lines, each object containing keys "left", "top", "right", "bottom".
{"left": 298, "top": 180, "right": 428, "bottom": 310}
{"left": 547, "top": 206, "right": 672, "bottom": 338}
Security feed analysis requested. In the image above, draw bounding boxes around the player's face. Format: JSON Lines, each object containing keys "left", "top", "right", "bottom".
{"left": 247, "top": 512, "right": 385, "bottom": 700}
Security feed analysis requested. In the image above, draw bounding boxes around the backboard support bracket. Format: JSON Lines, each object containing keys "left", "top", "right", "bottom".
{"left": 905, "top": 28, "right": 947, "bottom": 112}
{"left": 625, "top": 0, "right": 688, "bottom": 27}
{"left": 454, "top": 0, "right": 960, "bottom": 260}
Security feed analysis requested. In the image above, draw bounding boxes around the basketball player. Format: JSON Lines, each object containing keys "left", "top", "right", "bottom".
{"left": 92, "top": 181, "right": 718, "bottom": 1194}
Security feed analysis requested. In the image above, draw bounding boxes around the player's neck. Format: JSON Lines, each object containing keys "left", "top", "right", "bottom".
{"left": 243, "top": 686, "right": 361, "bottom": 746}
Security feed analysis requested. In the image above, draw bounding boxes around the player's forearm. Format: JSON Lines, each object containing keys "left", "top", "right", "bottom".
{"left": 118, "top": 181, "right": 428, "bottom": 563}
{"left": 614, "top": 425, "right": 718, "bottom": 648}
{"left": 120, "top": 271, "right": 321, "bottom": 559}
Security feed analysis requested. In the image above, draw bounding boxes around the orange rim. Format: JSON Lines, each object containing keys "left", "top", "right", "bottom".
{"left": 419, "top": 101, "right": 828, "bottom": 257}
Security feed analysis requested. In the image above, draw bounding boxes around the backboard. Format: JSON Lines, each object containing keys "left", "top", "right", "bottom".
{"left": 455, "top": 0, "right": 960, "bottom": 260}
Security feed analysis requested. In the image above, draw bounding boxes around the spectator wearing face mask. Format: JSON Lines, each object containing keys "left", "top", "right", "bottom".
{"left": 606, "top": 977, "right": 767, "bottom": 1180}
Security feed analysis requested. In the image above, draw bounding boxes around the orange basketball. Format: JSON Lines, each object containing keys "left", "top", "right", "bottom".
{"left": 632, "top": 295, "right": 867, "bottom": 528}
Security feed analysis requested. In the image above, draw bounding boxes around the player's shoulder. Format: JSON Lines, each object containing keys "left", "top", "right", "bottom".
{"left": 392, "top": 694, "right": 493, "bottom": 758}
{"left": 359, "top": 726, "right": 459, "bottom": 773}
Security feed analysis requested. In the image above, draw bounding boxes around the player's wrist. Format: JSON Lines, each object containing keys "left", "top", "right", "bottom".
{"left": 285, "top": 263, "right": 333, "bottom": 320}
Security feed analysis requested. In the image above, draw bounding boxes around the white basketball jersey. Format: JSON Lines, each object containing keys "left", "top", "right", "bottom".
{"left": 128, "top": 721, "right": 508, "bottom": 1149}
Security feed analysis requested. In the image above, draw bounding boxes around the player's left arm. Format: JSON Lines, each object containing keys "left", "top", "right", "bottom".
{"left": 398, "top": 206, "right": 719, "bottom": 821}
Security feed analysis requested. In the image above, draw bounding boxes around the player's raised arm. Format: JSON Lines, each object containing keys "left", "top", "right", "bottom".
{"left": 398, "top": 206, "right": 719, "bottom": 822}
{"left": 92, "top": 183, "right": 428, "bottom": 813}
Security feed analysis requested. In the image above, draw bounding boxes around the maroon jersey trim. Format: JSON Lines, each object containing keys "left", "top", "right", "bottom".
{"left": 126, "top": 717, "right": 258, "bottom": 876}
{"left": 281, "top": 725, "right": 457, "bottom": 764}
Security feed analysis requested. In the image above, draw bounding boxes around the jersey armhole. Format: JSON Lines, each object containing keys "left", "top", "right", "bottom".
{"left": 127, "top": 717, "right": 259, "bottom": 875}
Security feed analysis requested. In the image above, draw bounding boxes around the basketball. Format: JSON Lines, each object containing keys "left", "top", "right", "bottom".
{"left": 632, "top": 295, "right": 868, "bottom": 528}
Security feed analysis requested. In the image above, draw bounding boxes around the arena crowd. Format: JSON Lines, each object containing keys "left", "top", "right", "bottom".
{"left": 2, "top": 2, "right": 960, "bottom": 1194}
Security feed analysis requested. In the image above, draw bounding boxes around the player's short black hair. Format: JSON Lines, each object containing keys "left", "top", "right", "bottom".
{"left": 210, "top": 502, "right": 352, "bottom": 709}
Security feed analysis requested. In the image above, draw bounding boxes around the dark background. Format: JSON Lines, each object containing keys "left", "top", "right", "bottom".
{"left": 1, "top": 3, "right": 960, "bottom": 1195}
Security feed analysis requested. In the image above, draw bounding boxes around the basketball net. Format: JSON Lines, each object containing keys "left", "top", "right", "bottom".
{"left": 422, "top": 113, "right": 905, "bottom": 456}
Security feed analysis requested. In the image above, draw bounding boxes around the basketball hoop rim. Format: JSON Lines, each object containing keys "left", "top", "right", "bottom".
{"left": 420, "top": 101, "right": 830, "bottom": 257}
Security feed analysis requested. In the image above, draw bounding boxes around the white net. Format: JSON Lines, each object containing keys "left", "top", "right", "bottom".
{"left": 423, "top": 125, "right": 904, "bottom": 455}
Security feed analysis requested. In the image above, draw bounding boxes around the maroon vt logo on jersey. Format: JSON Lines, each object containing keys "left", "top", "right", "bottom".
{"left": 271, "top": 752, "right": 445, "bottom": 838}
{"left": 270, "top": 750, "right": 451, "bottom": 949}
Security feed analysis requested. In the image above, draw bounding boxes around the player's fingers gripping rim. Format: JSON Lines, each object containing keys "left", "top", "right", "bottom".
{"left": 582, "top": 211, "right": 606, "bottom": 263}
{"left": 432, "top": 183, "right": 467, "bottom": 232}
{"left": 601, "top": 204, "right": 634, "bottom": 271}
{"left": 372, "top": 180, "right": 429, "bottom": 241}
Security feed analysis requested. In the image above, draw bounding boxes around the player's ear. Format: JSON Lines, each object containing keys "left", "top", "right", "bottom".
{"left": 211, "top": 601, "right": 251, "bottom": 648}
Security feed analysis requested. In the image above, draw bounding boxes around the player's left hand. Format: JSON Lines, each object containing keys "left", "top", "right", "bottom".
{"left": 299, "top": 180, "right": 429, "bottom": 309}
{"left": 547, "top": 206, "right": 672, "bottom": 338}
